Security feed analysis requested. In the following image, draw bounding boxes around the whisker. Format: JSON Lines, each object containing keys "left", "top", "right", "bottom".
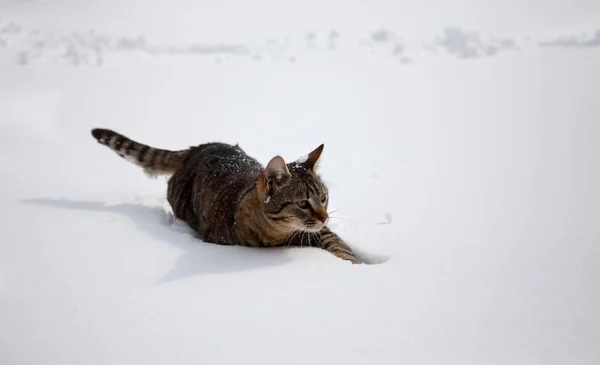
{"left": 284, "top": 228, "right": 301, "bottom": 248}
{"left": 311, "top": 231, "right": 321, "bottom": 248}
{"left": 292, "top": 229, "right": 303, "bottom": 247}
{"left": 314, "top": 231, "right": 320, "bottom": 245}
{"left": 327, "top": 207, "right": 347, "bottom": 215}
{"left": 283, "top": 230, "right": 294, "bottom": 247}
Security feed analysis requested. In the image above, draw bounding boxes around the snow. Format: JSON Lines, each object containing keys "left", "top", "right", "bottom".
{"left": 296, "top": 154, "right": 309, "bottom": 164}
{"left": 1, "top": 1, "right": 599, "bottom": 364}
{"left": 124, "top": 154, "right": 138, "bottom": 164}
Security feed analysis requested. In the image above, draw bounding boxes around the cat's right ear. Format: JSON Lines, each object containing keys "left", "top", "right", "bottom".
{"left": 257, "top": 155, "right": 291, "bottom": 202}
{"left": 265, "top": 156, "right": 290, "bottom": 181}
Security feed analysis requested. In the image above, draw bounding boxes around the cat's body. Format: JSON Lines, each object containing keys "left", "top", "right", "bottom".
{"left": 91, "top": 128, "right": 359, "bottom": 263}
{"left": 167, "top": 142, "right": 263, "bottom": 246}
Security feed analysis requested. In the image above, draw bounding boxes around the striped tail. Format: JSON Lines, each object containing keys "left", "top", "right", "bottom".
{"left": 91, "top": 128, "right": 190, "bottom": 176}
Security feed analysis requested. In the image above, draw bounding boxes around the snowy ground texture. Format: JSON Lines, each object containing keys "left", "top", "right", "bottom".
{"left": 1, "top": 0, "right": 600, "bottom": 364}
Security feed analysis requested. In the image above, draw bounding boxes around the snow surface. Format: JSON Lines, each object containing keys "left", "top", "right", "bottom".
{"left": 1, "top": 1, "right": 599, "bottom": 364}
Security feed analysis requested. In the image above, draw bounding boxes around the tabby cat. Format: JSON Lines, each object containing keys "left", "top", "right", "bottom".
{"left": 91, "top": 128, "right": 359, "bottom": 263}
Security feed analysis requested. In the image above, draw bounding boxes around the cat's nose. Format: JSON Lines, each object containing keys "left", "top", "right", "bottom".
{"left": 315, "top": 209, "right": 328, "bottom": 224}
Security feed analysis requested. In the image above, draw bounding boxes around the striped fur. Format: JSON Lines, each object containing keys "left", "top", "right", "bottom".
{"left": 316, "top": 228, "right": 360, "bottom": 264}
{"left": 286, "top": 227, "right": 359, "bottom": 263}
{"left": 91, "top": 128, "right": 190, "bottom": 176}
{"left": 90, "top": 128, "right": 360, "bottom": 264}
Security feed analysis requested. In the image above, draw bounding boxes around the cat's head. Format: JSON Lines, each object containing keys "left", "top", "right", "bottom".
{"left": 257, "top": 144, "right": 330, "bottom": 233}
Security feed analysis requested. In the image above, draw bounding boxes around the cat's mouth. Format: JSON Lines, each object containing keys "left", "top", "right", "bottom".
{"left": 301, "top": 223, "right": 325, "bottom": 232}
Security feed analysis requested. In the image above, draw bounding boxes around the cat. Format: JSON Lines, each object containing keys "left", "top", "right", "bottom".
{"left": 90, "top": 128, "right": 360, "bottom": 264}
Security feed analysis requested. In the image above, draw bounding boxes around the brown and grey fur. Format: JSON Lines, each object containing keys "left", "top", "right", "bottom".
{"left": 91, "top": 128, "right": 359, "bottom": 263}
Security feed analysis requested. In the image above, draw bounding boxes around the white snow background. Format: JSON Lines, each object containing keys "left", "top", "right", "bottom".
{"left": 1, "top": 0, "right": 599, "bottom": 364}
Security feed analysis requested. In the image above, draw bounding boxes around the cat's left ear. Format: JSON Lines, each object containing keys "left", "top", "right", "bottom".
{"left": 299, "top": 144, "right": 324, "bottom": 171}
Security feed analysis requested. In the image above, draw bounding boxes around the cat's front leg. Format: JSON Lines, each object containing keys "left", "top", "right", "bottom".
{"left": 317, "top": 228, "right": 360, "bottom": 264}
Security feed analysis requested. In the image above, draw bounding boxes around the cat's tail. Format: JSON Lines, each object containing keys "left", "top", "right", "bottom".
{"left": 91, "top": 128, "right": 190, "bottom": 176}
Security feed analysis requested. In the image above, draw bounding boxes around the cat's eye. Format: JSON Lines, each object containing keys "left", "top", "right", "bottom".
{"left": 320, "top": 194, "right": 327, "bottom": 203}
{"left": 297, "top": 200, "right": 309, "bottom": 209}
